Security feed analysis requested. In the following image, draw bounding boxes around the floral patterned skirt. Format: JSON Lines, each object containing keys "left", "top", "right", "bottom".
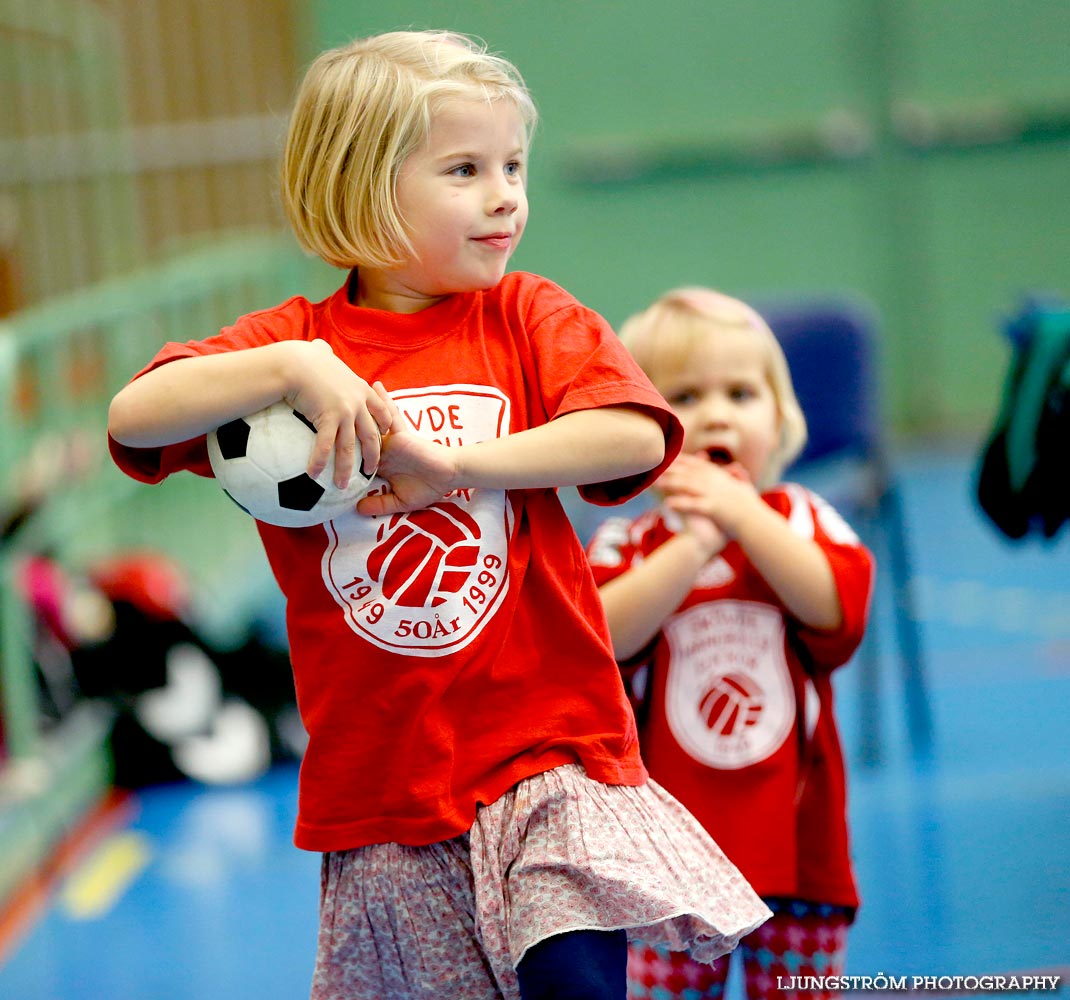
{"left": 310, "top": 763, "right": 770, "bottom": 1000}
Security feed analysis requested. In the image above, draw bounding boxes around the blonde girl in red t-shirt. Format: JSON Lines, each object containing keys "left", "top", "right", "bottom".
{"left": 108, "top": 31, "right": 769, "bottom": 1000}
{"left": 587, "top": 288, "right": 874, "bottom": 1000}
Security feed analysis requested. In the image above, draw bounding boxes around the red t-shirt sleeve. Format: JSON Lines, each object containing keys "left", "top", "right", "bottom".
{"left": 518, "top": 279, "right": 682, "bottom": 505}
{"left": 107, "top": 343, "right": 217, "bottom": 485}
{"left": 586, "top": 513, "right": 647, "bottom": 587}
{"left": 108, "top": 297, "right": 314, "bottom": 485}
{"left": 789, "top": 491, "right": 875, "bottom": 671}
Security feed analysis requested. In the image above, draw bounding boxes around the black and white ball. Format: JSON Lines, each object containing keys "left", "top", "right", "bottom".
{"left": 207, "top": 400, "right": 377, "bottom": 528}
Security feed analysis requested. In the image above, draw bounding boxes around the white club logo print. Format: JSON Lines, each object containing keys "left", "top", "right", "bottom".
{"left": 664, "top": 600, "right": 794, "bottom": 769}
{"left": 321, "top": 385, "right": 513, "bottom": 656}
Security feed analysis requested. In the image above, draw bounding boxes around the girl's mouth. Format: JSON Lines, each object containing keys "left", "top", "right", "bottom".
{"left": 706, "top": 447, "right": 734, "bottom": 465}
{"left": 473, "top": 233, "right": 512, "bottom": 251}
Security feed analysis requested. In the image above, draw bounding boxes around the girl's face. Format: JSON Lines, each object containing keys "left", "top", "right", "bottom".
{"left": 358, "top": 97, "right": 528, "bottom": 312}
{"left": 657, "top": 327, "right": 782, "bottom": 484}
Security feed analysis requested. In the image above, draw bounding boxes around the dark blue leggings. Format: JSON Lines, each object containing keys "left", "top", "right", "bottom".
{"left": 516, "top": 928, "right": 628, "bottom": 1000}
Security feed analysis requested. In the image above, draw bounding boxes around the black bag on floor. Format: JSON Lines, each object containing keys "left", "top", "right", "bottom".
{"left": 976, "top": 298, "right": 1070, "bottom": 541}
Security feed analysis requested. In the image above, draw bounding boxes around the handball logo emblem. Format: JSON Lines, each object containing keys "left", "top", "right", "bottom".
{"left": 699, "top": 673, "right": 763, "bottom": 737}
{"left": 368, "top": 503, "right": 482, "bottom": 608}
{"left": 320, "top": 385, "right": 513, "bottom": 657}
{"left": 664, "top": 600, "right": 794, "bottom": 769}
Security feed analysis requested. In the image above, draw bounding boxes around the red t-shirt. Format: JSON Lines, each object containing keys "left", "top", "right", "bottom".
{"left": 587, "top": 485, "right": 873, "bottom": 910}
{"left": 110, "top": 270, "right": 683, "bottom": 852}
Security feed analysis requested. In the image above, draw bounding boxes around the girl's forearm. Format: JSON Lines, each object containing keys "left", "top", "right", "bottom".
{"left": 454, "top": 406, "right": 665, "bottom": 490}
{"left": 598, "top": 532, "right": 712, "bottom": 660}
{"left": 107, "top": 343, "right": 294, "bottom": 448}
{"left": 732, "top": 502, "right": 843, "bottom": 630}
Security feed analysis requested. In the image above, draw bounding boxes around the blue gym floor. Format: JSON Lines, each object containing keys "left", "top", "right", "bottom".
{"left": 2, "top": 447, "right": 1068, "bottom": 998}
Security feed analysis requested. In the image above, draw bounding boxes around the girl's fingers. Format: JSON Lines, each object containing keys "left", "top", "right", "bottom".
{"left": 331, "top": 422, "right": 358, "bottom": 488}
{"left": 357, "top": 489, "right": 409, "bottom": 518}
{"left": 355, "top": 418, "right": 382, "bottom": 478}
{"left": 356, "top": 383, "right": 395, "bottom": 479}
{"left": 300, "top": 380, "right": 395, "bottom": 487}
{"left": 664, "top": 492, "right": 715, "bottom": 517}
{"left": 657, "top": 473, "right": 702, "bottom": 498}
{"left": 669, "top": 453, "right": 710, "bottom": 474}
{"left": 724, "top": 461, "right": 751, "bottom": 483}
{"left": 308, "top": 423, "right": 337, "bottom": 481}
{"left": 371, "top": 381, "right": 399, "bottom": 433}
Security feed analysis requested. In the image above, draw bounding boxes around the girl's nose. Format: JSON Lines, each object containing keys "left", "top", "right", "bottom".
{"left": 488, "top": 174, "right": 520, "bottom": 215}
{"left": 699, "top": 394, "right": 731, "bottom": 426}
{"left": 491, "top": 189, "right": 518, "bottom": 215}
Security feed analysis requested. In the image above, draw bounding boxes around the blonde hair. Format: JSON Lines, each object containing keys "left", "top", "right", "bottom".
{"left": 281, "top": 30, "right": 537, "bottom": 270}
{"left": 619, "top": 287, "right": 808, "bottom": 486}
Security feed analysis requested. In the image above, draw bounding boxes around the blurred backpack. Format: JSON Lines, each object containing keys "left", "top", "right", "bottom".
{"left": 976, "top": 298, "right": 1070, "bottom": 541}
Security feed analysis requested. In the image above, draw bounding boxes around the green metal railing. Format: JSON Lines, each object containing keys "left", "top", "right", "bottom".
{"left": 1, "top": 232, "right": 312, "bottom": 761}
{"left": 0, "top": 231, "right": 318, "bottom": 907}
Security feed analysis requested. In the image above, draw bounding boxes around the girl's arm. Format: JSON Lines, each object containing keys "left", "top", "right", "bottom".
{"left": 727, "top": 499, "right": 841, "bottom": 630}
{"left": 358, "top": 406, "right": 666, "bottom": 516}
{"left": 107, "top": 340, "right": 393, "bottom": 487}
{"left": 597, "top": 525, "right": 723, "bottom": 660}
{"left": 661, "top": 456, "right": 842, "bottom": 631}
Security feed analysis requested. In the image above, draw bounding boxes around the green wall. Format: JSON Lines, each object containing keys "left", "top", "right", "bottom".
{"left": 309, "top": 0, "right": 1070, "bottom": 440}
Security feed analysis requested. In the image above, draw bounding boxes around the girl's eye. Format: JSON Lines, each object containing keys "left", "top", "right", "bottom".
{"left": 730, "top": 385, "right": 756, "bottom": 402}
{"left": 505, "top": 161, "right": 522, "bottom": 177}
{"left": 451, "top": 163, "right": 476, "bottom": 177}
{"left": 667, "top": 389, "right": 699, "bottom": 407}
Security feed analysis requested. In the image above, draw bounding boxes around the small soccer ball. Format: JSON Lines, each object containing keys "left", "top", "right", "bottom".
{"left": 206, "top": 400, "right": 377, "bottom": 528}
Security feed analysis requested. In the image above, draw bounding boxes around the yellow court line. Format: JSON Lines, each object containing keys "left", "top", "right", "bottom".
{"left": 60, "top": 832, "right": 152, "bottom": 920}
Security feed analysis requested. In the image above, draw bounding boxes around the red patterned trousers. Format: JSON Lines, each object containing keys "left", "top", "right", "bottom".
{"left": 628, "top": 898, "right": 851, "bottom": 1000}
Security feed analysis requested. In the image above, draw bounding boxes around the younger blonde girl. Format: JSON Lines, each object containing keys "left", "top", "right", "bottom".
{"left": 587, "top": 288, "right": 874, "bottom": 1000}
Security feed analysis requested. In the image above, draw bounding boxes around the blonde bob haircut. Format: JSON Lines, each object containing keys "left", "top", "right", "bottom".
{"left": 618, "top": 287, "right": 808, "bottom": 487}
{"left": 281, "top": 30, "right": 537, "bottom": 270}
